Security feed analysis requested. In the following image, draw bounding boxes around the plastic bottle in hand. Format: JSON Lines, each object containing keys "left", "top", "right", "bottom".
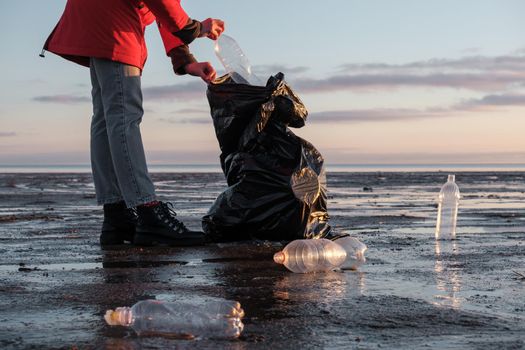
{"left": 273, "top": 238, "right": 347, "bottom": 273}
{"left": 104, "top": 299, "right": 244, "bottom": 339}
{"left": 214, "top": 34, "right": 263, "bottom": 85}
{"left": 435, "top": 174, "right": 460, "bottom": 240}
{"left": 332, "top": 235, "right": 367, "bottom": 270}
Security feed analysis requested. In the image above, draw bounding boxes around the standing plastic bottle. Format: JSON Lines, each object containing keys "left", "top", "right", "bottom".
{"left": 332, "top": 235, "right": 367, "bottom": 270}
{"left": 435, "top": 174, "right": 460, "bottom": 240}
{"left": 273, "top": 238, "right": 347, "bottom": 273}
{"left": 104, "top": 299, "right": 244, "bottom": 339}
{"left": 214, "top": 34, "right": 263, "bottom": 85}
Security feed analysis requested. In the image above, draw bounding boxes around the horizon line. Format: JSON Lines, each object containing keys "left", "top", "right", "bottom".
{"left": 1, "top": 162, "right": 525, "bottom": 167}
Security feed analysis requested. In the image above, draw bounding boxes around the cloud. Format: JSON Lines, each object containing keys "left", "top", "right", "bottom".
{"left": 337, "top": 54, "right": 525, "bottom": 73}
{"left": 309, "top": 93, "right": 525, "bottom": 124}
{"left": 460, "top": 93, "right": 525, "bottom": 108}
{"left": 0, "top": 132, "right": 16, "bottom": 137}
{"left": 33, "top": 95, "right": 90, "bottom": 104}
{"left": 143, "top": 81, "right": 207, "bottom": 101}
{"left": 172, "top": 108, "right": 209, "bottom": 115}
{"left": 308, "top": 109, "right": 439, "bottom": 123}
{"left": 293, "top": 72, "right": 524, "bottom": 94}
{"left": 164, "top": 107, "right": 443, "bottom": 125}
{"left": 158, "top": 117, "right": 211, "bottom": 124}
{"left": 289, "top": 53, "right": 525, "bottom": 94}
{"left": 34, "top": 81, "right": 209, "bottom": 104}
{"left": 253, "top": 64, "right": 309, "bottom": 76}
{"left": 159, "top": 107, "right": 211, "bottom": 123}
{"left": 0, "top": 151, "right": 89, "bottom": 164}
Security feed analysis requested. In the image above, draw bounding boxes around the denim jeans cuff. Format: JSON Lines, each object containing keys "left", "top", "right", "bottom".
{"left": 97, "top": 196, "right": 125, "bottom": 206}
{"left": 125, "top": 195, "right": 157, "bottom": 208}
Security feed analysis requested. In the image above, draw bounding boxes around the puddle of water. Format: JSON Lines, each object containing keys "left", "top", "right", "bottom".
{"left": 0, "top": 257, "right": 295, "bottom": 273}
{"left": 0, "top": 262, "right": 102, "bottom": 272}
{"left": 102, "top": 260, "right": 189, "bottom": 268}
{"left": 0, "top": 260, "right": 200, "bottom": 272}
{"left": 202, "top": 257, "right": 271, "bottom": 263}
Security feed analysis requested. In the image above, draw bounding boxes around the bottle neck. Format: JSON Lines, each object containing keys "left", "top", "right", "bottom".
{"left": 105, "top": 307, "right": 133, "bottom": 326}
{"left": 447, "top": 174, "right": 455, "bottom": 182}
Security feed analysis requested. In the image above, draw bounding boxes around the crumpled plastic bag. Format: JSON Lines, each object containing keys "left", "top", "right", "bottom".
{"left": 202, "top": 73, "right": 331, "bottom": 242}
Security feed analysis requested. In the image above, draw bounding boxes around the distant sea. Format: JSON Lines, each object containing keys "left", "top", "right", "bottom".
{"left": 1, "top": 164, "right": 525, "bottom": 173}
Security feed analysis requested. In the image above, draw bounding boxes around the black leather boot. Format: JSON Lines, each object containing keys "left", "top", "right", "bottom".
{"left": 134, "top": 201, "right": 205, "bottom": 246}
{"left": 100, "top": 201, "right": 137, "bottom": 246}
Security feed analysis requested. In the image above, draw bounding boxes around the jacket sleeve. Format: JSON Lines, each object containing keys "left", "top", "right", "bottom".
{"left": 141, "top": 0, "right": 189, "bottom": 32}
{"left": 158, "top": 23, "right": 197, "bottom": 75}
{"left": 172, "top": 19, "right": 202, "bottom": 45}
{"left": 169, "top": 45, "right": 198, "bottom": 75}
{"left": 158, "top": 22, "right": 184, "bottom": 54}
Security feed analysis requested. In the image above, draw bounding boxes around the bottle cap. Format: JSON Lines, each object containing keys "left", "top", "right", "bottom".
{"left": 235, "top": 307, "right": 245, "bottom": 318}
{"left": 273, "top": 251, "right": 286, "bottom": 265}
{"left": 104, "top": 307, "right": 132, "bottom": 326}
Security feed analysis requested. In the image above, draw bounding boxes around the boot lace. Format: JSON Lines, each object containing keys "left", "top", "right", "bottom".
{"left": 156, "top": 202, "right": 188, "bottom": 233}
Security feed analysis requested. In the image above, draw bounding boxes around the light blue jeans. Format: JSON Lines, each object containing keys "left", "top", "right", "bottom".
{"left": 89, "top": 58, "right": 156, "bottom": 208}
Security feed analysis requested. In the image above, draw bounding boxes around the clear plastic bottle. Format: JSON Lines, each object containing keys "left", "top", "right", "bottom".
{"left": 214, "top": 34, "right": 263, "bottom": 85}
{"left": 273, "top": 238, "right": 347, "bottom": 273}
{"left": 332, "top": 235, "right": 367, "bottom": 270}
{"left": 435, "top": 174, "right": 460, "bottom": 240}
{"left": 104, "top": 299, "right": 244, "bottom": 339}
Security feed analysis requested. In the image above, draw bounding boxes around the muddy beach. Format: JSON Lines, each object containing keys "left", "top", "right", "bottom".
{"left": 0, "top": 171, "right": 524, "bottom": 349}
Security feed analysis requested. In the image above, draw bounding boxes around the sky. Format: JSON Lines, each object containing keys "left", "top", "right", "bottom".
{"left": 1, "top": 0, "right": 524, "bottom": 165}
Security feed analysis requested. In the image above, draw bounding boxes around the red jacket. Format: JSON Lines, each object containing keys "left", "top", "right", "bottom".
{"left": 44, "top": 0, "right": 190, "bottom": 69}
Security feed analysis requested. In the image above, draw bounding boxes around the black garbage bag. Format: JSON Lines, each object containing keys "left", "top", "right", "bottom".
{"left": 202, "top": 73, "right": 331, "bottom": 242}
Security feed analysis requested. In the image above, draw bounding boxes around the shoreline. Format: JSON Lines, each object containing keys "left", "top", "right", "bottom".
{"left": 1, "top": 163, "right": 525, "bottom": 174}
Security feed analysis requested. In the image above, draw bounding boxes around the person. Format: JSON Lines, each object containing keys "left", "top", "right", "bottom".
{"left": 41, "top": 0, "right": 224, "bottom": 247}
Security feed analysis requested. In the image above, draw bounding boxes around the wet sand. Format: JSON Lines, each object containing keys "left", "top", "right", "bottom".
{"left": 0, "top": 172, "right": 524, "bottom": 349}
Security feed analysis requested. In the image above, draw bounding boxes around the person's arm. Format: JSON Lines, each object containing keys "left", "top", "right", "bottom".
{"left": 169, "top": 45, "right": 215, "bottom": 82}
{"left": 158, "top": 24, "right": 215, "bottom": 82}
{"left": 158, "top": 18, "right": 224, "bottom": 82}
{"left": 143, "top": 0, "right": 223, "bottom": 42}
{"left": 158, "top": 22, "right": 196, "bottom": 74}
{"left": 146, "top": 0, "right": 224, "bottom": 81}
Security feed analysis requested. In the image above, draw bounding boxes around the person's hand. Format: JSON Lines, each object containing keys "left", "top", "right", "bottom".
{"left": 185, "top": 62, "right": 217, "bottom": 83}
{"left": 200, "top": 18, "right": 225, "bottom": 40}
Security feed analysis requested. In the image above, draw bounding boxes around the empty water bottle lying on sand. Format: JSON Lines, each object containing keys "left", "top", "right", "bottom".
{"left": 332, "top": 235, "right": 367, "bottom": 270}
{"left": 273, "top": 237, "right": 367, "bottom": 273}
{"left": 104, "top": 299, "right": 244, "bottom": 339}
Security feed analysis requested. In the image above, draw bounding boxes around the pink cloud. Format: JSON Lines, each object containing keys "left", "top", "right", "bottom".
{"left": 0, "top": 132, "right": 16, "bottom": 137}
{"left": 33, "top": 95, "right": 90, "bottom": 104}
{"left": 309, "top": 93, "right": 525, "bottom": 124}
